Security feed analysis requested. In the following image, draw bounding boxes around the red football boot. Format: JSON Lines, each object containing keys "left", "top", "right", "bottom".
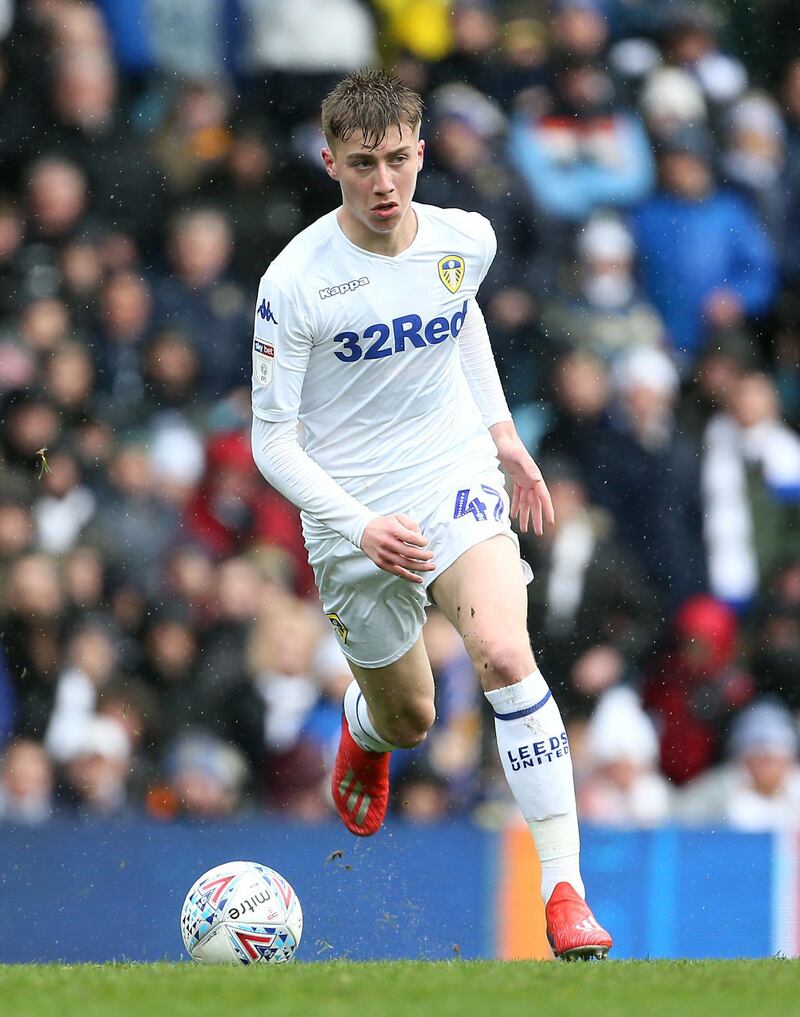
{"left": 331, "top": 714, "right": 390, "bottom": 836}
{"left": 545, "top": 882, "right": 613, "bottom": 961}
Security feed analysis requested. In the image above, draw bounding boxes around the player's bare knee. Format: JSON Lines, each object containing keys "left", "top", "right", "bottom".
{"left": 476, "top": 637, "right": 536, "bottom": 691}
{"left": 376, "top": 699, "right": 435, "bottom": 748}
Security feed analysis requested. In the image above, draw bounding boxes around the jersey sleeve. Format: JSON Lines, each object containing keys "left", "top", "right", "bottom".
{"left": 459, "top": 298, "right": 511, "bottom": 429}
{"left": 475, "top": 213, "right": 498, "bottom": 286}
{"left": 251, "top": 273, "right": 312, "bottom": 423}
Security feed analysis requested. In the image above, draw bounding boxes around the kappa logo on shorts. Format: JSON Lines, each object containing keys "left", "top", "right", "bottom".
{"left": 326, "top": 612, "right": 348, "bottom": 644}
{"left": 437, "top": 254, "right": 465, "bottom": 294}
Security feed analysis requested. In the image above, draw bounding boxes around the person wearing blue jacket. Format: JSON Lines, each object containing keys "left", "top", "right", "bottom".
{"left": 630, "top": 128, "right": 778, "bottom": 369}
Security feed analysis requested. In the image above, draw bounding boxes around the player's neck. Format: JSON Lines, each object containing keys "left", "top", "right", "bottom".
{"left": 337, "top": 206, "right": 418, "bottom": 257}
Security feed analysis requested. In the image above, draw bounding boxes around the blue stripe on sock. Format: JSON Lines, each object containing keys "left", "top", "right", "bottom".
{"left": 493, "top": 689, "right": 552, "bottom": 721}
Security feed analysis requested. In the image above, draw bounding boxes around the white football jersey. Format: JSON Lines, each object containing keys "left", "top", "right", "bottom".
{"left": 251, "top": 202, "right": 498, "bottom": 530}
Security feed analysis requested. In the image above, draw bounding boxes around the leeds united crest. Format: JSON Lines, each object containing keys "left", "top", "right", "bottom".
{"left": 437, "top": 255, "right": 465, "bottom": 294}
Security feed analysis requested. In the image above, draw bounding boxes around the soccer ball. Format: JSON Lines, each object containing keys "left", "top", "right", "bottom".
{"left": 180, "top": 860, "right": 303, "bottom": 965}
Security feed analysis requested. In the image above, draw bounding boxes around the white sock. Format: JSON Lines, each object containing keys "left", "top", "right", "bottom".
{"left": 485, "top": 670, "right": 584, "bottom": 903}
{"left": 343, "top": 680, "right": 399, "bottom": 753}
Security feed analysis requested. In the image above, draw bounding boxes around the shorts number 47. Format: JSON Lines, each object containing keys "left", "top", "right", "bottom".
{"left": 453, "top": 484, "right": 504, "bottom": 522}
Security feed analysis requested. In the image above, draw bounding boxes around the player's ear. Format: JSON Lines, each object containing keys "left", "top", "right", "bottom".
{"left": 417, "top": 138, "right": 425, "bottom": 171}
{"left": 321, "top": 147, "right": 339, "bottom": 181}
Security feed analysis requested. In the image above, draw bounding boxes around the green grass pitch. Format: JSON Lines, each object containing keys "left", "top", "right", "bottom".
{"left": 2, "top": 959, "right": 799, "bottom": 1017}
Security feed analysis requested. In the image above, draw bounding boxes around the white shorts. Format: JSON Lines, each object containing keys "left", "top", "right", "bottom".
{"left": 306, "top": 468, "right": 533, "bottom": 668}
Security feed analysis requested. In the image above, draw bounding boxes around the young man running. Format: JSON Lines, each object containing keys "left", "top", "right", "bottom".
{"left": 251, "top": 70, "right": 612, "bottom": 961}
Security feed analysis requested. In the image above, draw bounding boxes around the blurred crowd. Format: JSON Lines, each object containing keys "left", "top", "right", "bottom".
{"left": 1, "top": 0, "right": 800, "bottom": 832}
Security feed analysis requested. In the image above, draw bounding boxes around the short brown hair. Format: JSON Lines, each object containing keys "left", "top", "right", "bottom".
{"left": 321, "top": 69, "right": 424, "bottom": 150}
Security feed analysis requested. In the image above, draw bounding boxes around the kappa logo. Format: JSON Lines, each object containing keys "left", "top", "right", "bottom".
{"left": 319, "top": 277, "right": 370, "bottom": 300}
{"left": 326, "top": 612, "right": 348, "bottom": 644}
{"left": 258, "top": 298, "right": 278, "bottom": 324}
{"left": 437, "top": 254, "right": 465, "bottom": 294}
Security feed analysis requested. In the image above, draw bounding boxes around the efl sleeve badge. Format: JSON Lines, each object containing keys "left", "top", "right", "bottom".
{"left": 253, "top": 338, "right": 275, "bottom": 386}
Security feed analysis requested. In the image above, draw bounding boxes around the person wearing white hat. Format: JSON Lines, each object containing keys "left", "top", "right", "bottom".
{"left": 577, "top": 687, "right": 672, "bottom": 827}
{"left": 62, "top": 715, "right": 133, "bottom": 816}
{"left": 676, "top": 700, "right": 800, "bottom": 830}
{"left": 539, "top": 213, "right": 666, "bottom": 362}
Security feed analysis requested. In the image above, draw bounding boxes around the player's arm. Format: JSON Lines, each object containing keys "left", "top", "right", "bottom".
{"left": 251, "top": 278, "right": 434, "bottom": 582}
{"left": 458, "top": 298, "right": 554, "bottom": 536}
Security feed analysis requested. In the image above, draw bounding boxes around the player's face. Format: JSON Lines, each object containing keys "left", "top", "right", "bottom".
{"left": 322, "top": 121, "right": 424, "bottom": 252}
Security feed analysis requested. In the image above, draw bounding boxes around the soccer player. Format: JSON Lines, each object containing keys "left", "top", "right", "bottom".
{"left": 251, "top": 70, "right": 612, "bottom": 961}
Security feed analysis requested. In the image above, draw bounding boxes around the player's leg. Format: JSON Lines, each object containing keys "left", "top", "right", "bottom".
{"left": 332, "top": 635, "right": 436, "bottom": 836}
{"left": 430, "top": 534, "right": 611, "bottom": 960}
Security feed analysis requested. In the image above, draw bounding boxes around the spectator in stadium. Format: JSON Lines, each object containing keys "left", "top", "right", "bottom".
{"left": 676, "top": 699, "right": 800, "bottom": 830}
{"left": 427, "top": 1, "right": 511, "bottom": 105}
{"left": 24, "top": 155, "right": 90, "bottom": 247}
{"left": 549, "top": 0, "right": 610, "bottom": 64}
{"left": 638, "top": 66, "right": 708, "bottom": 145}
{"left": 630, "top": 126, "right": 778, "bottom": 368}
{"left": 0, "top": 394, "right": 62, "bottom": 497}
{"left": 393, "top": 759, "right": 451, "bottom": 822}
{"left": 184, "top": 428, "right": 313, "bottom": 594}
{"left": 150, "top": 79, "right": 233, "bottom": 198}
{"left": 701, "top": 371, "right": 800, "bottom": 610}
{"left": 214, "top": 597, "right": 327, "bottom": 818}
{"left": 37, "top": 37, "right": 166, "bottom": 246}
{"left": 138, "top": 329, "right": 204, "bottom": 426}
{"left": 199, "top": 115, "right": 307, "bottom": 281}
{"left": 656, "top": 3, "right": 747, "bottom": 108}
{"left": 577, "top": 686, "right": 672, "bottom": 828}
{"left": 92, "top": 270, "right": 154, "bottom": 423}
{"left": 644, "top": 594, "right": 754, "bottom": 785}
{"left": 58, "top": 231, "right": 106, "bottom": 329}
{"left": 240, "top": 0, "right": 377, "bottom": 129}
{"left": 720, "top": 92, "right": 789, "bottom": 254}
{"left": 41, "top": 340, "right": 96, "bottom": 427}
{"left": 538, "top": 213, "right": 666, "bottom": 364}
{"left": 161, "top": 543, "right": 217, "bottom": 629}
{"left": 16, "top": 296, "right": 73, "bottom": 355}
{"left": 748, "top": 557, "right": 800, "bottom": 712}
{"left": 195, "top": 555, "right": 269, "bottom": 698}
{"left": 520, "top": 455, "right": 660, "bottom": 722}
{"left": 0, "top": 488, "right": 35, "bottom": 569}
{"left": 151, "top": 732, "right": 250, "bottom": 820}
{"left": 1, "top": 553, "right": 65, "bottom": 738}
{"left": 0, "top": 738, "right": 55, "bottom": 824}
{"left": 677, "top": 329, "right": 756, "bottom": 440}
{"left": 31, "top": 445, "right": 96, "bottom": 556}
{"left": 152, "top": 207, "right": 250, "bottom": 398}
{"left": 60, "top": 713, "right": 133, "bottom": 816}
{"left": 507, "top": 54, "right": 654, "bottom": 229}
{"left": 539, "top": 348, "right": 612, "bottom": 481}
{"left": 136, "top": 607, "right": 209, "bottom": 746}
{"left": 44, "top": 615, "right": 120, "bottom": 763}
{"left": 572, "top": 347, "right": 706, "bottom": 610}
{"left": 85, "top": 441, "right": 183, "bottom": 592}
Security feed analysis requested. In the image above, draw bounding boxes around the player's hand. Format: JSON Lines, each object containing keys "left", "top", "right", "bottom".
{"left": 360, "top": 514, "right": 435, "bottom": 584}
{"left": 491, "top": 426, "right": 555, "bottom": 537}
